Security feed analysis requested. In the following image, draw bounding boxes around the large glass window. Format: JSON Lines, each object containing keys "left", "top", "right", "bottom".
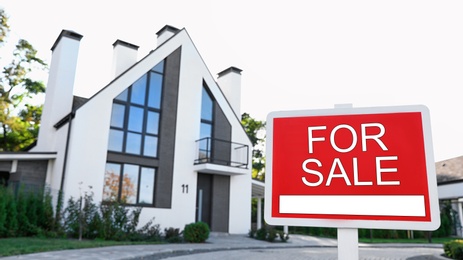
{"left": 105, "top": 60, "right": 164, "bottom": 206}
{"left": 103, "top": 162, "right": 156, "bottom": 205}
{"left": 107, "top": 60, "right": 164, "bottom": 157}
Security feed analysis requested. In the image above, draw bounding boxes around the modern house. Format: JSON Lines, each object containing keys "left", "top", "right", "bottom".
{"left": 436, "top": 155, "right": 463, "bottom": 237}
{"left": 0, "top": 25, "right": 253, "bottom": 234}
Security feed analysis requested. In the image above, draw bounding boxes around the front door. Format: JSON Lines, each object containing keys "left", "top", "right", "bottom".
{"left": 196, "top": 173, "right": 230, "bottom": 232}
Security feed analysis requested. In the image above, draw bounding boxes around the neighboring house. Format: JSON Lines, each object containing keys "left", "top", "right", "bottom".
{"left": 436, "top": 155, "right": 463, "bottom": 236}
{"left": 0, "top": 25, "right": 252, "bottom": 234}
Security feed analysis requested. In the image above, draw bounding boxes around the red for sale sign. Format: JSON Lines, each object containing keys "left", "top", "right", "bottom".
{"left": 264, "top": 105, "right": 440, "bottom": 230}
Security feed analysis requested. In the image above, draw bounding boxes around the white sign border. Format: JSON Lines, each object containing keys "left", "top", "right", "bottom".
{"left": 264, "top": 105, "right": 440, "bottom": 230}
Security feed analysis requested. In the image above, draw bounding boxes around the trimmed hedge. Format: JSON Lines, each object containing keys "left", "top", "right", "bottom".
{"left": 444, "top": 239, "right": 463, "bottom": 259}
{"left": 183, "top": 222, "right": 210, "bottom": 243}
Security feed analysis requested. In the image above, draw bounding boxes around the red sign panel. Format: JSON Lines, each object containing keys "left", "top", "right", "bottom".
{"left": 264, "top": 105, "right": 440, "bottom": 230}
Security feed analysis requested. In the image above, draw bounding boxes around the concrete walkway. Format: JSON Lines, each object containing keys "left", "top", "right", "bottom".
{"left": 1, "top": 233, "right": 446, "bottom": 260}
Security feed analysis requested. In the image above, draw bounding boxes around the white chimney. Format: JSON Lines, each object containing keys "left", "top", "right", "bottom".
{"left": 156, "top": 25, "right": 180, "bottom": 47}
{"left": 35, "top": 30, "right": 82, "bottom": 151}
{"left": 217, "top": 66, "right": 243, "bottom": 116}
{"left": 111, "top": 40, "right": 139, "bottom": 78}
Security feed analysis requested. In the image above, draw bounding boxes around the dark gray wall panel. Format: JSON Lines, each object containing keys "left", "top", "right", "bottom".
{"left": 155, "top": 47, "right": 182, "bottom": 208}
{"left": 211, "top": 174, "right": 230, "bottom": 232}
{"left": 212, "top": 104, "right": 231, "bottom": 165}
{"left": 17, "top": 160, "right": 48, "bottom": 191}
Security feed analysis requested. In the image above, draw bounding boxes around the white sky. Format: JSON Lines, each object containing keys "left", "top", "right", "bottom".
{"left": 1, "top": 0, "right": 462, "bottom": 162}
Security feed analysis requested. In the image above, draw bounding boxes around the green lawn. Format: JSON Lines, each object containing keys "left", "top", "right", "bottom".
{"left": 0, "top": 237, "right": 161, "bottom": 257}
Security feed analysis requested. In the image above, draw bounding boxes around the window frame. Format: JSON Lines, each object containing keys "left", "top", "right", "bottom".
{"left": 103, "top": 162, "right": 157, "bottom": 207}
{"left": 108, "top": 61, "right": 164, "bottom": 158}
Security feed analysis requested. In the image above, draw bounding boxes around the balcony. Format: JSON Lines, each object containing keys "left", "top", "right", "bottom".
{"left": 193, "top": 137, "right": 249, "bottom": 175}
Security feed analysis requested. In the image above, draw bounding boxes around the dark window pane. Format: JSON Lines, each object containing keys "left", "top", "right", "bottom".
{"left": 121, "top": 164, "right": 139, "bottom": 204}
{"left": 130, "top": 75, "right": 147, "bottom": 105}
{"left": 126, "top": 133, "right": 142, "bottom": 155}
{"left": 103, "top": 163, "right": 121, "bottom": 202}
{"left": 143, "top": 136, "right": 158, "bottom": 157}
{"left": 152, "top": 60, "right": 164, "bottom": 73}
{"left": 115, "top": 88, "right": 128, "bottom": 101}
{"left": 146, "top": 111, "right": 159, "bottom": 135}
{"left": 108, "top": 129, "right": 124, "bottom": 152}
{"left": 110, "top": 103, "right": 125, "bottom": 128}
{"left": 128, "top": 106, "right": 144, "bottom": 132}
{"left": 148, "top": 72, "right": 163, "bottom": 109}
{"left": 139, "top": 167, "right": 155, "bottom": 204}
{"left": 201, "top": 88, "right": 213, "bottom": 121}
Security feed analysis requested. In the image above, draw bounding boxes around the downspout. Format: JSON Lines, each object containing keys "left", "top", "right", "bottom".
{"left": 57, "top": 111, "right": 75, "bottom": 192}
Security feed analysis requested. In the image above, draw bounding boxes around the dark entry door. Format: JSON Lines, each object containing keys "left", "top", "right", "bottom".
{"left": 196, "top": 173, "right": 212, "bottom": 226}
{"left": 196, "top": 173, "right": 230, "bottom": 232}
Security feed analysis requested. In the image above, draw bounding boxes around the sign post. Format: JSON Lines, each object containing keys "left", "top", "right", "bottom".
{"left": 264, "top": 105, "right": 440, "bottom": 259}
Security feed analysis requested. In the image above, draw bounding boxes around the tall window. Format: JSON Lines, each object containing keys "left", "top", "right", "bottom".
{"left": 105, "top": 60, "right": 164, "bottom": 206}
{"left": 108, "top": 61, "right": 164, "bottom": 157}
{"left": 199, "top": 86, "right": 214, "bottom": 159}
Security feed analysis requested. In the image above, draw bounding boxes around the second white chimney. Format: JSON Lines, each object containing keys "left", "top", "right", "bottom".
{"left": 156, "top": 25, "right": 180, "bottom": 47}
{"left": 111, "top": 40, "right": 139, "bottom": 78}
{"left": 217, "top": 66, "right": 243, "bottom": 116}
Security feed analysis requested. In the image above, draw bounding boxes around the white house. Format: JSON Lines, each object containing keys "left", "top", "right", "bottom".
{"left": 1, "top": 25, "right": 252, "bottom": 234}
{"left": 436, "top": 156, "right": 463, "bottom": 237}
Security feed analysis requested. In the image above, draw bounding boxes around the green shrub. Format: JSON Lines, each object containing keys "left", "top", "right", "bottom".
{"left": 63, "top": 196, "right": 81, "bottom": 238}
{"left": 444, "top": 239, "right": 463, "bottom": 259}
{"left": 164, "top": 227, "right": 182, "bottom": 243}
{"left": 256, "top": 227, "right": 267, "bottom": 240}
{"left": 248, "top": 228, "right": 256, "bottom": 238}
{"left": 183, "top": 222, "right": 210, "bottom": 243}
{"left": 0, "top": 187, "right": 8, "bottom": 237}
{"left": 137, "top": 218, "right": 162, "bottom": 242}
{"left": 266, "top": 228, "right": 277, "bottom": 242}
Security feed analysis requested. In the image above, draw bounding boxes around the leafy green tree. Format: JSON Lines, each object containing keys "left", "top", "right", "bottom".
{"left": 0, "top": 9, "right": 47, "bottom": 151}
{"left": 241, "top": 113, "right": 266, "bottom": 180}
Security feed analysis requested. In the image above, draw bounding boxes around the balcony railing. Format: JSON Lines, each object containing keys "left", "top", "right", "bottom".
{"left": 195, "top": 137, "right": 249, "bottom": 168}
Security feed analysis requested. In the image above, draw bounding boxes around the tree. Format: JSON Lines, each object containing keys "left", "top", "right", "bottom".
{"left": 0, "top": 9, "right": 47, "bottom": 151}
{"left": 241, "top": 113, "right": 266, "bottom": 180}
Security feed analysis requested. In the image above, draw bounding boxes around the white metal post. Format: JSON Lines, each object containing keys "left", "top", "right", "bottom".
{"left": 338, "top": 228, "right": 359, "bottom": 260}
{"left": 257, "top": 198, "right": 262, "bottom": 229}
{"left": 198, "top": 189, "right": 203, "bottom": 222}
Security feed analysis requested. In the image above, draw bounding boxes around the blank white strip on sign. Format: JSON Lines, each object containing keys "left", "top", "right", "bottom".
{"left": 279, "top": 195, "right": 426, "bottom": 217}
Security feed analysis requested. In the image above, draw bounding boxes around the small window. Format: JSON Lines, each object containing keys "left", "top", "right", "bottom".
{"left": 143, "top": 136, "right": 158, "bottom": 157}
{"left": 130, "top": 75, "right": 147, "bottom": 105}
{"left": 103, "top": 162, "right": 156, "bottom": 206}
{"left": 128, "top": 106, "right": 144, "bottom": 133}
{"left": 121, "top": 164, "right": 139, "bottom": 204}
{"left": 110, "top": 104, "right": 125, "bottom": 128}
{"left": 148, "top": 72, "right": 163, "bottom": 109}
{"left": 115, "top": 89, "right": 128, "bottom": 101}
{"left": 103, "top": 163, "right": 122, "bottom": 201}
{"left": 201, "top": 87, "right": 213, "bottom": 121}
{"left": 139, "top": 167, "right": 155, "bottom": 204}
{"left": 126, "top": 133, "right": 142, "bottom": 155}
{"left": 108, "top": 129, "right": 124, "bottom": 152}
{"left": 152, "top": 60, "right": 164, "bottom": 73}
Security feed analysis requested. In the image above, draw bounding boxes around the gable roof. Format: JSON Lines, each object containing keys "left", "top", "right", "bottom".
{"left": 435, "top": 155, "right": 463, "bottom": 184}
